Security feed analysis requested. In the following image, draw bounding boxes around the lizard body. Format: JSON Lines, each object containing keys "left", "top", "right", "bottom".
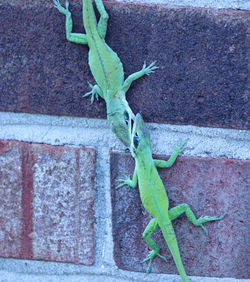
{"left": 118, "top": 113, "right": 225, "bottom": 282}
{"left": 53, "top": 0, "right": 157, "bottom": 147}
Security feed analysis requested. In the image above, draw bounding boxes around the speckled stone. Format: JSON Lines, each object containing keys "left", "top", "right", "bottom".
{"left": 0, "top": 142, "right": 23, "bottom": 258}
{"left": 0, "top": 140, "right": 96, "bottom": 265}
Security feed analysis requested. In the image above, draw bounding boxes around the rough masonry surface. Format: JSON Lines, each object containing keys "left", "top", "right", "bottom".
{"left": 0, "top": 140, "right": 96, "bottom": 265}
{"left": 0, "top": 1, "right": 249, "bottom": 129}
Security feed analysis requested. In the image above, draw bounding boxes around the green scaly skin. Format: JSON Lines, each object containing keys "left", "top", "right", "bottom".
{"left": 53, "top": 0, "right": 158, "bottom": 147}
{"left": 117, "top": 113, "right": 225, "bottom": 282}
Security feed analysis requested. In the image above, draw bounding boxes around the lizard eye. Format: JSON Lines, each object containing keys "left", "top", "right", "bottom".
{"left": 133, "top": 135, "right": 139, "bottom": 148}
{"left": 124, "top": 111, "right": 129, "bottom": 125}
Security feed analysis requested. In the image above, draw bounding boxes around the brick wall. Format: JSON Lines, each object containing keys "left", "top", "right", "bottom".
{"left": 0, "top": 0, "right": 249, "bottom": 281}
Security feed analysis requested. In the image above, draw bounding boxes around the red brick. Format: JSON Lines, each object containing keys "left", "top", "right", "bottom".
{"left": 0, "top": 140, "right": 96, "bottom": 265}
{"left": 0, "top": 141, "right": 22, "bottom": 258}
{"left": 110, "top": 152, "right": 250, "bottom": 278}
{"left": 0, "top": 1, "right": 249, "bottom": 129}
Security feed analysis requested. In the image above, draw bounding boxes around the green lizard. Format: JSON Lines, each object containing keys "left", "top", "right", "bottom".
{"left": 53, "top": 0, "right": 157, "bottom": 147}
{"left": 117, "top": 113, "right": 225, "bottom": 282}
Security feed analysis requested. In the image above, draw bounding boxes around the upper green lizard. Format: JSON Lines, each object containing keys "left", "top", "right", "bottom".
{"left": 118, "top": 113, "right": 225, "bottom": 282}
{"left": 53, "top": 0, "right": 157, "bottom": 147}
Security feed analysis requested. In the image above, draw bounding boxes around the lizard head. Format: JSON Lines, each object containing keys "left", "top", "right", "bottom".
{"left": 130, "top": 113, "right": 151, "bottom": 157}
{"left": 107, "top": 109, "right": 133, "bottom": 147}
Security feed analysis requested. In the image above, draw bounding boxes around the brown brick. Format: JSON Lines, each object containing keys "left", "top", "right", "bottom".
{"left": 0, "top": 140, "right": 96, "bottom": 265}
{"left": 110, "top": 151, "right": 250, "bottom": 278}
{"left": 0, "top": 1, "right": 249, "bottom": 129}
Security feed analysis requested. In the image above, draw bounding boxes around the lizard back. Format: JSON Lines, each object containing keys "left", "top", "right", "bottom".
{"left": 83, "top": 0, "right": 124, "bottom": 94}
{"left": 136, "top": 158, "right": 170, "bottom": 219}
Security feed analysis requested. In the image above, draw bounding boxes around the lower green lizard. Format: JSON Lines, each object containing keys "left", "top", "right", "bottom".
{"left": 117, "top": 113, "right": 225, "bottom": 282}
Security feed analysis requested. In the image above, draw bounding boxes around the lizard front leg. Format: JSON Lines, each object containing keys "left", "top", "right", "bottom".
{"left": 122, "top": 62, "right": 158, "bottom": 93}
{"left": 116, "top": 169, "right": 138, "bottom": 189}
{"left": 83, "top": 83, "right": 104, "bottom": 104}
{"left": 53, "top": 0, "right": 88, "bottom": 44}
{"left": 154, "top": 139, "right": 188, "bottom": 168}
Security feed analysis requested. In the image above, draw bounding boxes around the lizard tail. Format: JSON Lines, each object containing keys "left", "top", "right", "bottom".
{"left": 158, "top": 220, "right": 190, "bottom": 282}
{"left": 83, "top": 0, "right": 98, "bottom": 35}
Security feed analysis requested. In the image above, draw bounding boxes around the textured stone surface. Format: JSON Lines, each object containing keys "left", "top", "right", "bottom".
{"left": 0, "top": 140, "right": 96, "bottom": 265}
{"left": 110, "top": 151, "right": 250, "bottom": 278}
{"left": 0, "top": 142, "right": 23, "bottom": 258}
{"left": 0, "top": 1, "right": 249, "bottom": 129}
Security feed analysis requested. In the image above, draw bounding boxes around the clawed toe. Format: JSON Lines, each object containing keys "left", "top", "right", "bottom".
{"left": 142, "top": 250, "right": 167, "bottom": 273}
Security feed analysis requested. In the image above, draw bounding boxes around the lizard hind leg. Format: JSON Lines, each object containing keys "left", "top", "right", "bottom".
{"left": 95, "top": 0, "right": 109, "bottom": 39}
{"left": 53, "top": 0, "right": 88, "bottom": 44}
{"left": 169, "top": 203, "right": 225, "bottom": 235}
{"left": 142, "top": 218, "right": 168, "bottom": 273}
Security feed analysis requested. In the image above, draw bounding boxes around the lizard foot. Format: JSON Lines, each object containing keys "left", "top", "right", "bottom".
{"left": 83, "top": 82, "right": 99, "bottom": 104}
{"left": 143, "top": 250, "right": 167, "bottom": 273}
{"left": 142, "top": 61, "right": 159, "bottom": 76}
{"left": 116, "top": 177, "right": 135, "bottom": 189}
{"left": 175, "top": 138, "right": 189, "bottom": 154}
{"left": 197, "top": 214, "right": 226, "bottom": 236}
{"left": 53, "top": 0, "right": 70, "bottom": 15}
